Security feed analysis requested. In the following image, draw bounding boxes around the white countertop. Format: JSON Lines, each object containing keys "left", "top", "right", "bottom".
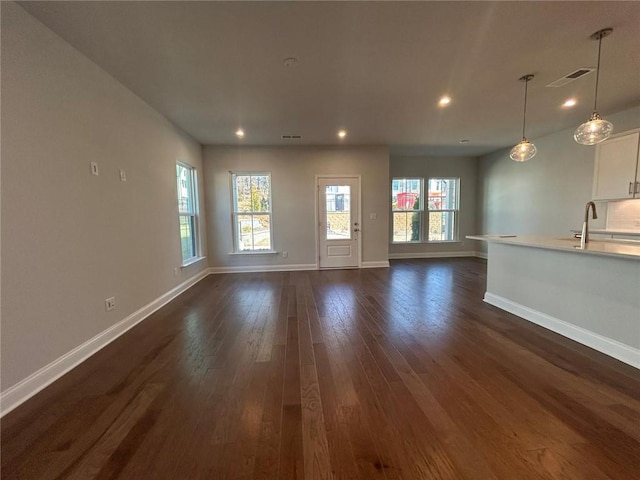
{"left": 467, "top": 235, "right": 640, "bottom": 260}
{"left": 569, "top": 228, "right": 640, "bottom": 237}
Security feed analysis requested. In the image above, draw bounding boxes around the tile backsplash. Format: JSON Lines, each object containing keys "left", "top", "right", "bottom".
{"left": 606, "top": 199, "right": 640, "bottom": 231}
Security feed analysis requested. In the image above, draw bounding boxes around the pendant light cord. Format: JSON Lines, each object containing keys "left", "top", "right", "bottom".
{"left": 522, "top": 78, "right": 528, "bottom": 140}
{"left": 593, "top": 34, "right": 603, "bottom": 112}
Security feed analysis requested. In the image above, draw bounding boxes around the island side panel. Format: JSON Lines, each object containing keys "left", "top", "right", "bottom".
{"left": 485, "top": 242, "right": 640, "bottom": 367}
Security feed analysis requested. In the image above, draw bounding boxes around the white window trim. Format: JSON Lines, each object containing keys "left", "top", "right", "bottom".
{"left": 228, "top": 250, "right": 278, "bottom": 255}
{"left": 177, "top": 161, "right": 201, "bottom": 266}
{"left": 390, "top": 176, "right": 461, "bottom": 244}
{"left": 391, "top": 177, "right": 424, "bottom": 244}
{"left": 425, "top": 177, "right": 460, "bottom": 243}
{"left": 230, "top": 171, "right": 274, "bottom": 253}
{"left": 180, "top": 256, "right": 207, "bottom": 268}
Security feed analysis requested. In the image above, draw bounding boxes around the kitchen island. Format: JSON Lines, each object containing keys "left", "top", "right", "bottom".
{"left": 467, "top": 235, "right": 640, "bottom": 368}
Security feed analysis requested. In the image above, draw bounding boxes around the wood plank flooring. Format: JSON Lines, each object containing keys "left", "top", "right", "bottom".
{"left": 2, "top": 258, "right": 640, "bottom": 479}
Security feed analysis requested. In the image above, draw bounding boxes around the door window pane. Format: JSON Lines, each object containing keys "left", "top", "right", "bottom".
{"left": 325, "top": 185, "right": 351, "bottom": 240}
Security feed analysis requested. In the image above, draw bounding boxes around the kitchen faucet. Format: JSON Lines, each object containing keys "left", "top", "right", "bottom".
{"left": 580, "top": 201, "right": 598, "bottom": 248}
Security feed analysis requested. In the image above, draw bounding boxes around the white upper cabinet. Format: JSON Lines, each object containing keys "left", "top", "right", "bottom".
{"left": 592, "top": 130, "right": 640, "bottom": 200}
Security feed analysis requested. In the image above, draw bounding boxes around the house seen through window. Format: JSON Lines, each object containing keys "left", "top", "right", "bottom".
{"left": 325, "top": 185, "right": 352, "bottom": 239}
{"left": 392, "top": 177, "right": 459, "bottom": 243}
{"left": 392, "top": 178, "right": 422, "bottom": 242}
{"left": 231, "top": 173, "right": 273, "bottom": 251}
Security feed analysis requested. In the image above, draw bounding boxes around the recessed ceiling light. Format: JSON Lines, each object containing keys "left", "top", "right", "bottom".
{"left": 438, "top": 96, "right": 452, "bottom": 107}
{"left": 459, "top": 139, "right": 470, "bottom": 144}
{"left": 235, "top": 128, "right": 245, "bottom": 138}
{"left": 562, "top": 98, "right": 577, "bottom": 108}
{"left": 337, "top": 130, "right": 347, "bottom": 139}
{"left": 283, "top": 57, "right": 299, "bottom": 67}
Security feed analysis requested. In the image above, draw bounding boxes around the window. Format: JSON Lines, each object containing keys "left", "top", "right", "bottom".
{"left": 231, "top": 172, "right": 273, "bottom": 251}
{"left": 392, "top": 178, "right": 423, "bottom": 242}
{"left": 324, "top": 185, "right": 351, "bottom": 239}
{"left": 176, "top": 162, "right": 200, "bottom": 264}
{"left": 427, "top": 178, "right": 459, "bottom": 241}
{"left": 391, "top": 177, "right": 460, "bottom": 243}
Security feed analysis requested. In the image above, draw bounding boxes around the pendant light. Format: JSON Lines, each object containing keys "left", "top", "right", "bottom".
{"left": 510, "top": 74, "right": 536, "bottom": 162}
{"left": 574, "top": 28, "right": 614, "bottom": 145}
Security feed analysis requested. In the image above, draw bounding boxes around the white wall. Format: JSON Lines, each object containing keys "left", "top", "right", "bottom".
{"left": 389, "top": 156, "right": 478, "bottom": 257}
{"left": 477, "top": 105, "right": 640, "bottom": 244}
{"left": 1, "top": 3, "right": 207, "bottom": 392}
{"left": 203, "top": 146, "right": 390, "bottom": 269}
{"left": 485, "top": 242, "right": 640, "bottom": 367}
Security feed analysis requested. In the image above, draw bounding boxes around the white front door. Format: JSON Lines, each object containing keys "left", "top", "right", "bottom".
{"left": 317, "top": 176, "right": 360, "bottom": 269}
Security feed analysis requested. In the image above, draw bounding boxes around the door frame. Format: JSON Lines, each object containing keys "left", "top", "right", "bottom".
{"left": 315, "top": 174, "right": 362, "bottom": 269}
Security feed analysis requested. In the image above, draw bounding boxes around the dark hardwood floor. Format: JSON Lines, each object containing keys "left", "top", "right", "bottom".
{"left": 2, "top": 258, "right": 640, "bottom": 479}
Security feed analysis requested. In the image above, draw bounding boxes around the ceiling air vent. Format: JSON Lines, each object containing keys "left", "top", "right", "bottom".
{"left": 281, "top": 135, "right": 302, "bottom": 139}
{"left": 546, "top": 68, "right": 595, "bottom": 87}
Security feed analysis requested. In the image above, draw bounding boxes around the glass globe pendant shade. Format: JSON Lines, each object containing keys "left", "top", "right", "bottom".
{"left": 574, "top": 28, "right": 614, "bottom": 146}
{"left": 510, "top": 138, "right": 537, "bottom": 162}
{"left": 511, "top": 74, "right": 536, "bottom": 162}
{"left": 574, "top": 112, "right": 614, "bottom": 145}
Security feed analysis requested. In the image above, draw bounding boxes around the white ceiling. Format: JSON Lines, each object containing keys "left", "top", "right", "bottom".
{"left": 18, "top": 1, "right": 640, "bottom": 156}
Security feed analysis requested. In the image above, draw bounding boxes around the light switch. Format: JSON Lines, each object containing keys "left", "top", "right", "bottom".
{"left": 119, "top": 169, "right": 127, "bottom": 182}
{"left": 90, "top": 162, "right": 99, "bottom": 176}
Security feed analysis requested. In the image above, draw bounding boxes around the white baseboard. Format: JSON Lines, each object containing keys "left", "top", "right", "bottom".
{"left": 484, "top": 292, "right": 640, "bottom": 369}
{"left": 361, "top": 261, "right": 390, "bottom": 268}
{"left": 388, "top": 250, "right": 478, "bottom": 260}
{"left": 475, "top": 251, "right": 488, "bottom": 259}
{"left": 209, "top": 263, "right": 318, "bottom": 274}
{"left": 210, "top": 262, "right": 390, "bottom": 273}
{"left": 0, "top": 269, "right": 210, "bottom": 417}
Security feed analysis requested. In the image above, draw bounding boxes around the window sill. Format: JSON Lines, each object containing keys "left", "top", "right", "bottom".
{"left": 390, "top": 240, "right": 462, "bottom": 245}
{"left": 228, "top": 250, "right": 279, "bottom": 255}
{"left": 181, "top": 256, "right": 207, "bottom": 268}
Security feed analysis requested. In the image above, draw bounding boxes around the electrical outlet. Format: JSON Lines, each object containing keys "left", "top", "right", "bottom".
{"left": 91, "top": 162, "right": 99, "bottom": 176}
{"left": 174, "top": 267, "right": 180, "bottom": 277}
{"left": 119, "top": 169, "right": 127, "bottom": 182}
{"left": 282, "top": 251, "right": 288, "bottom": 258}
{"left": 105, "top": 297, "right": 116, "bottom": 311}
